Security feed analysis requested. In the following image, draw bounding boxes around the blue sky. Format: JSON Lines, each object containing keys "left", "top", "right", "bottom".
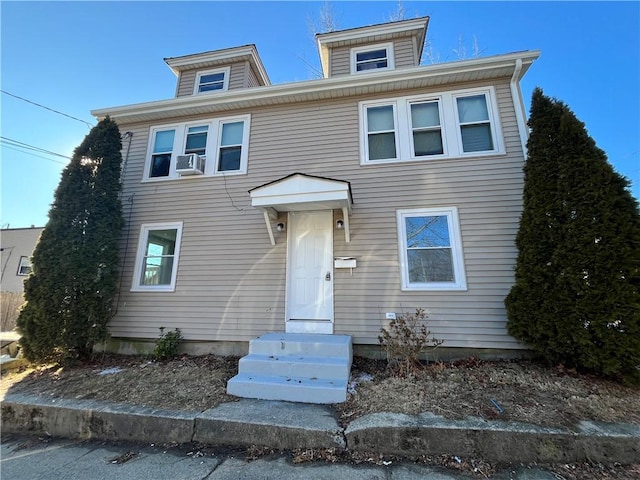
{"left": 1, "top": 1, "right": 638, "bottom": 228}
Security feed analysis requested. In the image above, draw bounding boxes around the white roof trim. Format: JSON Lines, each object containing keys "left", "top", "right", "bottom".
{"left": 91, "top": 51, "right": 540, "bottom": 124}
{"left": 164, "top": 44, "right": 270, "bottom": 86}
{"left": 316, "top": 17, "right": 429, "bottom": 78}
{"left": 250, "top": 174, "right": 353, "bottom": 245}
{"left": 316, "top": 17, "right": 428, "bottom": 45}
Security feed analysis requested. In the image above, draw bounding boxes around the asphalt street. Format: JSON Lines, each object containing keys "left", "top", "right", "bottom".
{"left": 0, "top": 434, "right": 562, "bottom": 480}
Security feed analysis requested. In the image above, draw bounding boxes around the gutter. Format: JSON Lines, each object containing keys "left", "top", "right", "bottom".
{"left": 510, "top": 58, "right": 530, "bottom": 158}
{"left": 91, "top": 51, "right": 540, "bottom": 124}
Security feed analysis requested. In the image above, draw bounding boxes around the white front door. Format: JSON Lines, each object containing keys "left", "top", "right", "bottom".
{"left": 286, "top": 211, "right": 333, "bottom": 334}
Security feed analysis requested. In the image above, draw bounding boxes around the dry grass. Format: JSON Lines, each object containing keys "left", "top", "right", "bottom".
{"left": 1, "top": 355, "right": 238, "bottom": 412}
{"left": 339, "top": 357, "right": 640, "bottom": 428}
{"left": 2, "top": 354, "right": 638, "bottom": 429}
{"left": 3, "top": 353, "right": 639, "bottom": 480}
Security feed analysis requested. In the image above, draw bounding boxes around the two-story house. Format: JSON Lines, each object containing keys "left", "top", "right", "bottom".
{"left": 92, "top": 17, "right": 539, "bottom": 402}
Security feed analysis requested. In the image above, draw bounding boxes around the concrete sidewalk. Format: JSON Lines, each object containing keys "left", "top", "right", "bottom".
{"left": 2, "top": 393, "right": 639, "bottom": 465}
{"left": 1, "top": 435, "right": 571, "bottom": 480}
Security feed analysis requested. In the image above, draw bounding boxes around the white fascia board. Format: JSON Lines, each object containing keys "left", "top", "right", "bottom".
{"left": 164, "top": 45, "right": 270, "bottom": 85}
{"left": 252, "top": 174, "right": 349, "bottom": 197}
{"left": 316, "top": 17, "right": 429, "bottom": 46}
{"left": 251, "top": 191, "right": 349, "bottom": 209}
{"left": 316, "top": 17, "right": 429, "bottom": 78}
{"left": 92, "top": 51, "right": 540, "bottom": 122}
{"left": 165, "top": 45, "right": 254, "bottom": 70}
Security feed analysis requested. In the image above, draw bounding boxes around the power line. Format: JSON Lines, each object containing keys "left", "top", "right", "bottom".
{"left": 0, "top": 136, "right": 72, "bottom": 162}
{"left": 1, "top": 90, "right": 94, "bottom": 128}
{"left": 1, "top": 136, "right": 71, "bottom": 159}
{"left": 1, "top": 144, "right": 68, "bottom": 165}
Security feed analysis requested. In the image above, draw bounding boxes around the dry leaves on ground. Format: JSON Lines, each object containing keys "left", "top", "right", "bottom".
{"left": 339, "top": 357, "right": 639, "bottom": 428}
{"left": 2, "top": 354, "right": 639, "bottom": 429}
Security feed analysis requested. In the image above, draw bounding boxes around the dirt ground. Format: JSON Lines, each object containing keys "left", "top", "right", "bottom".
{"left": 2, "top": 354, "right": 638, "bottom": 428}
{"left": 2, "top": 354, "right": 639, "bottom": 479}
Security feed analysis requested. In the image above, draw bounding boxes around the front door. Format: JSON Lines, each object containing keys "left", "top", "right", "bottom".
{"left": 286, "top": 211, "right": 333, "bottom": 334}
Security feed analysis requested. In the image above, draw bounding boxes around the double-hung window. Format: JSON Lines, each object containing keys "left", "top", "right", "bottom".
{"left": 217, "top": 121, "right": 245, "bottom": 172}
{"left": 365, "top": 104, "right": 398, "bottom": 161}
{"left": 143, "top": 115, "right": 250, "bottom": 180}
{"left": 360, "top": 87, "right": 502, "bottom": 165}
{"left": 351, "top": 43, "right": 394, "bottom": 73}
{"left": 410, "top": 101, "right": 444, "bottom": 156}
{"left": 184, "top": 125, "right": 208, "bottom": 156}
{"left": 397, "top": 207, "right": 467, "bottom": 291}
{"left": 132, "top": 222, "right": 183, "bottom": 292}
{"left": 149, "top": 128, "right": 176, "bottom": 178}
{"left": 455, "top": 94, "right": 494, "bottom": 152}
{"left": 17, "top": 256, "right": 31, "bottom": 276}
{"left": 194, "top": 67, "right": 230, "bottom": 94}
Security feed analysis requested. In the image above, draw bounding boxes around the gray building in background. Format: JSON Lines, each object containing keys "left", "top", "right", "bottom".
{"left": 1, "top": 227, "right": 43, "bottom": 294}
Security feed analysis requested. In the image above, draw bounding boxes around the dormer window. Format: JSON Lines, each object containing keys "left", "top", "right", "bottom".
{"left": 351, "top": 43, "right": 394, "bottom": 74}
{"left": 194, "top": 67, "right": 230, "bottom": 94}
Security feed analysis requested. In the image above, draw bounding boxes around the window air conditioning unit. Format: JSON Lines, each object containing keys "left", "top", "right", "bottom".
{"left": 176, "top": 154, "right": 204, "bottom": 175}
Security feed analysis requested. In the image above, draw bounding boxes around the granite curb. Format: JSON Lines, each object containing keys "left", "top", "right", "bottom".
{"left": 2, "top": 393, "right": 638, "bottom": 464}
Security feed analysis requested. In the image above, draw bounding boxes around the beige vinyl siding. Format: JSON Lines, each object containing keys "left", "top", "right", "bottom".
{"left": 175, "top": 62, "right": 250, "bottom": 97}
{"left": 394, "top": 36, "right": 417, "bottom": 68}
{"left": 330, "top": 47, "right": 349, "bottom": 77}
{"left": 176, "top": 71, "right": 197, "bottom": 97}
{"left": 228, "top": 62, "right": 247, "bottom": 89}
{"left": 330, "top": 37, "right": 418, "bottom": 76}
{"left": 111, "top": 79, "right": 525, "bottom": 350}
{"left": 247, "top": 63, "right": 262, "bottom": 88}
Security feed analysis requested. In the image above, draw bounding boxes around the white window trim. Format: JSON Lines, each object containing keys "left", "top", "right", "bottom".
{"left": 452, "top": 91, "right": 498, "bottom": 154}
{"left": 194, "top": 66, "right": 230, "bottom": 95}
{"left": 408, "top": 97, "right": 447, "bottom": 158}
{"left": 362, "top": 101, "right": 400, "bottom": 162}
{"left": 212, "top": 116, "right": 251, "bottom": 176}
{"left": 350, "top": 42, "right": 395, "bottom": 74}
{"left": 359, "top": 87, "right": 504, "bottom": 165}
{"left": 17, "top": 256, "right": 31, "bottom": 276}
{"left": 142, "top": 115, "right": 251, "bottom": 182}
{"left": 131, "top": 222, "right": 183, "bottom": 292}
{"left": 144, "top": 124, "right": 180, "bottom": 181}
{"left": 396, "top": 207, "right": 467, "bottom": 291}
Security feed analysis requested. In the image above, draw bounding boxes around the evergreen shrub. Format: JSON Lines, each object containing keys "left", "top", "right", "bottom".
{"left": 17, "top": 117, "right": 124, "bottom": 363}
{"left": 505, "top": 88, "right": 640, "bottom": 383}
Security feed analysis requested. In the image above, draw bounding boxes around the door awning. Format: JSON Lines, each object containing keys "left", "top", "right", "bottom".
{"left": 249, "top": 173, "right": 353, "bottom": 245}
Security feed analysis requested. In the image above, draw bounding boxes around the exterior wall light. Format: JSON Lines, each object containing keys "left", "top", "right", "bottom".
{"left": 336, "top": 219, "right": 344, "bottom": 230}
{"left": 276, "top": 222, "right": 286, "bottom": 232}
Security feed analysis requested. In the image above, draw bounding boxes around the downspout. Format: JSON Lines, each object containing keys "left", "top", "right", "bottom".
{"left": 510, "top": 59, "right": 529, "bottom": 158}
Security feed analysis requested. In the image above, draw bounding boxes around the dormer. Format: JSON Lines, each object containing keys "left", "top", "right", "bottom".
{"left": 316, "top": 17, "right": 429, "bottom": 78}
{"left": 165, "top": 44, "right": 270, "bottom": 98}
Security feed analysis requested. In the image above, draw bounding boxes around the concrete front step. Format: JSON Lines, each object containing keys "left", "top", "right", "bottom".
{"left": 238, "top": 354, "right": 350, "bottom": 379}
{"left": 227, "top": 332, "right": 353, "bottom": 404}
{"left": 227, "top": 373, "right": 348, "bottom": 404}
{"left": 248, "top": 333, "right": 352, "bottom": 358}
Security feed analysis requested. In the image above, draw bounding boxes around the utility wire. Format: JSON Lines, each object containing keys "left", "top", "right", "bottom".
{"left": 1, "top": 144, "right": 69, "bottom": 165}
{"left": 1, "top": 89, "right": 94, "bottom": 128}
{"left": 0, "top": 136, "right": 72, "bottom": 161}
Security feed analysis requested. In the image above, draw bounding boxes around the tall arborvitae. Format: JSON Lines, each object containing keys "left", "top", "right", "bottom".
{"left": 505, "top": 88, "right": 640, "bottom": 383}
{"left": 18, "top": 117, "right": 124, "bottom": 362}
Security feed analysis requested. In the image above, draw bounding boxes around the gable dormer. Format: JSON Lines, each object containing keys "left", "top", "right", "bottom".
{"left": 316, "top": 17, "right": 428, "bottom": 78}
{"left": 165, "top": 44, "right": 270, "bottom": 98}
